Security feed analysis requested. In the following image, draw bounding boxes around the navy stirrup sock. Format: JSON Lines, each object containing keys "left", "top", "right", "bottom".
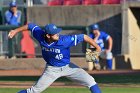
{"left": 17, "top": 90, "right": 27, "bottom": 93}
{"left": 107, "top": 59, "right": 112, "bottom": 70}
{"left": 90, "top": 84, "right": 101, "bottom": 93}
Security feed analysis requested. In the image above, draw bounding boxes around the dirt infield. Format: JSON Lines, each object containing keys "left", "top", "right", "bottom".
{"left": 0, "top": 81, "right": 140, "bottom": 88}
{"left": 0, "top": 69, "right": 140, "bottom": 76}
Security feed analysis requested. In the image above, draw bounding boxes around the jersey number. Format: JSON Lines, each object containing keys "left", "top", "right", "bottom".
{"left": 55, "top": 54, "right": 63, "bottom": 60}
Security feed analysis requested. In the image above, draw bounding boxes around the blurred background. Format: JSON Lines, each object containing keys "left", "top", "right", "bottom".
{"left": 0, "top": 0, "right": 140, "bottom": 92}
{"left": 0, "top": 0, "right": 140, "bottom": 70}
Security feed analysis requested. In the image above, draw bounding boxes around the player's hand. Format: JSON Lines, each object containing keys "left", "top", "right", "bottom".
{"left": 11, "top": 8, "right": 17, "bottom": 16}
{"left": 86, "top": 48, "right": 100, "bottom": 63}
{"left": 8, "top": 30, "right": 17, "bottom": 38}
{"left": 96, "top": 47, "right": 101, "bottom": 53}
{"left": 95, "top": 31, "right": 100, "bottom": 37}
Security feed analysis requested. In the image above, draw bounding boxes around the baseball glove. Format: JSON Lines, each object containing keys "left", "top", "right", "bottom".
{"left": 86, "top": 48, "right": 100, "bottom": 63}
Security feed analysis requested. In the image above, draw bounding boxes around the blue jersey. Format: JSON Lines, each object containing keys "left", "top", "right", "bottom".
{"left": 5, "top": 10, "right": 22, "bottom": 26}
{"left": 89, "top": 31, "right": 110, "bottom": 49}
{"left": 28, "top": 23, "right": 84, "bottom": 67}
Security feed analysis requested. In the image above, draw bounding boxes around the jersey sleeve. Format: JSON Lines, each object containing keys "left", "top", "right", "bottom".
{"left": 89, "top": 33, "right": 94, "bottom": 39}
{"left": 63, "top": 34, "right": 84, "bottom": 47}
{"left": 102, "top": 32, "right": 110, "bottom": 41}
{"left": 5, "top": 11, "right": 11, "bottom": 24}
{"left": 28, "top": 23, "right": 45, "bottom": 41}
{"left": 17, "top": 10, "right": 22, "bottom": 25}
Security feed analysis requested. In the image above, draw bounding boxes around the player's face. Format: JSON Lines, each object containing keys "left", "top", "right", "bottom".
{"left": 49, "top": 33, "right": 60, "bottom": 41}
{"left": 10, "top": 6, "right": 17, "bottom": 13}
{"left": 93, "top": 30, "right": 100, "bottom": 36}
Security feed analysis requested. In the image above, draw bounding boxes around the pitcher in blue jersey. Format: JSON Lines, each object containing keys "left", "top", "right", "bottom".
{"left": 88, "top": 24, "right": 113, "bottom": 70}
{"left": 8, "top": 23, "right": 102, "bottom": 93}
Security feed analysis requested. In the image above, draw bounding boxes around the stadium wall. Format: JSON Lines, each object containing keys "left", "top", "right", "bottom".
{"left": 27, "top": 5, "right": 122, "bottom": 26}
{"left": 121, "top": 2, "right": 140, "bottom": 69}
{"left": 0, "top": 58, "right": 87, "bottom": 70}
{"left": 127, "top": 8, "right": 140, "bottom": 69}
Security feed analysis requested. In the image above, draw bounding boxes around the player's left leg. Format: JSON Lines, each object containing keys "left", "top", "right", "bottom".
{"left": 18, "top": 65, "right": 62, "bottom": 93}
{"left": 65, "top": 63, "right": 101, "bottom": 93}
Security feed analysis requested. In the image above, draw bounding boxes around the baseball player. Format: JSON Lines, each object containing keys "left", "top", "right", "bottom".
{"left": 8, "top": 23, "right": 102, "bottom": 93}
{"left": 88, "top": 24, "right": 113, "bottom": 70}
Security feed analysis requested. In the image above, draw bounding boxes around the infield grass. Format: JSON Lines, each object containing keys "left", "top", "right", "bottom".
{"left": 0, "top": 87, "right": 140, "bottom": 93}
{"left": 0, "top": 74, "right": 140, "bottom": 84}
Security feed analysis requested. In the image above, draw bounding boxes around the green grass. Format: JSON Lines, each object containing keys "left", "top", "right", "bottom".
{"left": 0, "top": 74, "right": 140, "bottom": 84}
{"left": 94, "top": 74, "right": 140, "bottom": 84}
{"left": 0, "top": 87, "right": 140, "bottom": 93}
{"left": 102, "top": 87, "right": 140, "bottom": 93}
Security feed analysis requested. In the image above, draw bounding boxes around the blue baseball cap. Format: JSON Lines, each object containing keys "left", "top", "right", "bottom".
{"left": 9, "top": 1, "right": 17, "bottom": 7}
{"left": 44, "top": 24, "right": 62, "bottom": 35}
{"left": 91, "top": 24, "right": 99, "bottom": 30}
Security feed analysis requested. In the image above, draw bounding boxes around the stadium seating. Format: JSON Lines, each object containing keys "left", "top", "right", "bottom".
{"left": 102, "top": 0, "right": 121, "bottom": 4}
{"left": 47, "top": 0, "right": 63, "bottom": 6}
{"left": 63, "top": 0, "right": 81, "bottom": 5}
{"left": 3, "top": 0, "right": 24, "bottom": 6}
{"left": 82, "top": 0, "right": 101, "bottom": 5}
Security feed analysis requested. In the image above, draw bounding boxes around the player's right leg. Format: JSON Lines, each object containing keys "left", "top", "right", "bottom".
{"left": 65, "top": 63, "right": 101, "bottom": 93}
{"left": 18, "top": 65, "right": 61, "bottom": 93}
{"left": 18, "top": 90, "right": 27, "bottom": 93}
